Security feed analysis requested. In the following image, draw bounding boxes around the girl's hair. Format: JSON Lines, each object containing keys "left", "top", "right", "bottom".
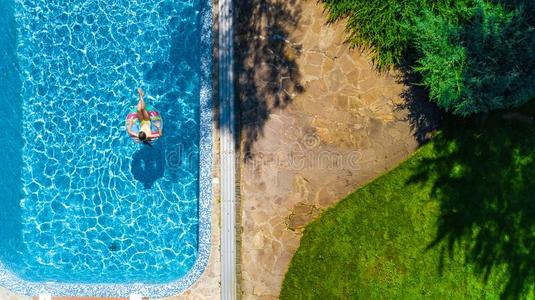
{"left": 138, "top": 131, "right": 147, "bottom": 141}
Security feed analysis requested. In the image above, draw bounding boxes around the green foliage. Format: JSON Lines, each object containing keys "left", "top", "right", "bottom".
{"left": 320, "top": 0, "right": 473, "bottom": 69}
{"left": 322, "top": 0, "right": 535, "bottom": 114}
{"left": 321, "top": 0, "right": 420, "bottom": 68}
{"left": 412, "top": 11, "right": 467, "bottom": 112}
{"left": 281, "top": 103, "right": 535, "bottom": 299}
{"left": 321, "top": 0, "right": 418, "bottom": 68}
{"left": 414, "top": 1, "right": 535, "bottom": 115}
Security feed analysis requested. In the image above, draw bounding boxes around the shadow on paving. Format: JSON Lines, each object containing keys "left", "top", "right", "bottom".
{"left": 406, "top": 105, "right": 535, "bottom": 299}
{"left": 229, "top": 0, "right": 441, "bottom": 158}
{"left": 395, "top": 68, "right": 442, "bottom": 144}
{"left": 233, "top": 0, "right": 304, "bottom": 161}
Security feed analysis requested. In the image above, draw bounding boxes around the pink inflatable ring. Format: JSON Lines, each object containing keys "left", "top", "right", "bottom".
{"left": 126, "top": 105, "right": 162, "bottom": 143}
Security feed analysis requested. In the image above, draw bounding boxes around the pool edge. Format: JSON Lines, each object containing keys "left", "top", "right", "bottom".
{"left": 0, "top": 0, "right": 214, "bottom": 296}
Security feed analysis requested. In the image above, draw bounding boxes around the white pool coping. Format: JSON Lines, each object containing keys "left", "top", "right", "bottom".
{"left": 218, "top": 0, "right": 237, "bottom": 297}
{"left": 0, "top": 0, "right": 213, "bottom": 297}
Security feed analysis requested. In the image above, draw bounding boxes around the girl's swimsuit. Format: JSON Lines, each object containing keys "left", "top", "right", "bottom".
{"left": 140, "top": 120, "right": 152, "bottom": 137}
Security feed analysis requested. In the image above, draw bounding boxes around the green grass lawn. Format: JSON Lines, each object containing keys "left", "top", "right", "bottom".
{"left": 280, "top": 103, "right": 535, "bottom": 299}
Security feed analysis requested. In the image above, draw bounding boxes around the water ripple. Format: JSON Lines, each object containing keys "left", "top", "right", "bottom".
{"left": 14, "top": 0, "right": 201, "bottom": 283}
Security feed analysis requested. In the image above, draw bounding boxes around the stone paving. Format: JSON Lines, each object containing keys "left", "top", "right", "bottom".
{"left": 236, "top": 0, "right": 436, "bottom": 299}
{"left": 0, "top": 289, "right": 30, "bottom": 300}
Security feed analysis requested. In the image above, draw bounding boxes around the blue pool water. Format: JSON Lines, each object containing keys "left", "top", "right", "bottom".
{"left": 0, "top": 0, "right": 207, "bottom": 285}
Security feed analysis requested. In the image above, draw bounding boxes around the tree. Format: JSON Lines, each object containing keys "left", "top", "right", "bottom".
{"left": 413, "top": 1, "right": 535, "bottom": 115}
{"left": 323, "top": 0, "right": 535, "bottom": 115}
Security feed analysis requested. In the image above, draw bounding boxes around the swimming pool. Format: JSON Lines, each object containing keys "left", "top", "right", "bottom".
{"left": 0, "top": 0, "right": 212, "bottom": 297}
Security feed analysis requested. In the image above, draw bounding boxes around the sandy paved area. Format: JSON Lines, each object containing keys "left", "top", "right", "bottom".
{"left": 235, "top": 0, "right": 437, "bottom": 298}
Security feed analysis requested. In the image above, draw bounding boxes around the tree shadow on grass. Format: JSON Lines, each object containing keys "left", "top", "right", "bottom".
{"left": 234, "top": 0, "right": 304, "bottom": 161}
{"left": 406, "top": 105, "right": 535, "bottom": 299}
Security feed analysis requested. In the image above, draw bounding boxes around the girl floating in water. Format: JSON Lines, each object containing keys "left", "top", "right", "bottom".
{"left": 127, "top": 87, "right": 163, "bottom": 143}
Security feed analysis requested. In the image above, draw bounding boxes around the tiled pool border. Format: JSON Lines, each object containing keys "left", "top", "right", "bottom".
{"left": 0, "top": 0, "right": 213, "bottom": 297}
